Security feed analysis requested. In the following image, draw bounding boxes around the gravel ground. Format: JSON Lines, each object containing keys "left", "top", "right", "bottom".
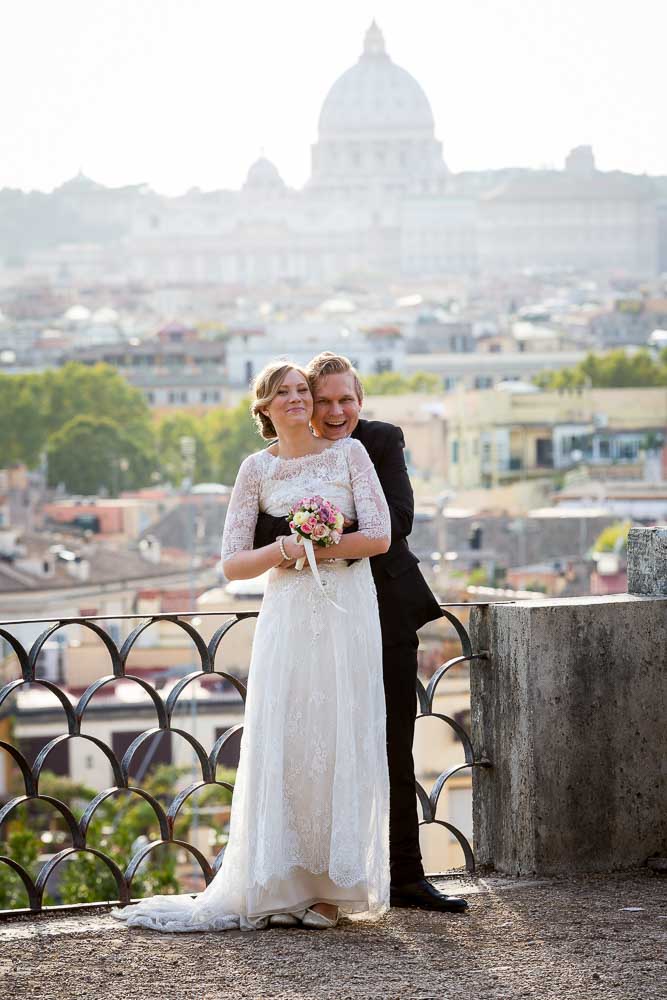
{"left": 0, "top": 870, "right": 665, "bottom": 1000}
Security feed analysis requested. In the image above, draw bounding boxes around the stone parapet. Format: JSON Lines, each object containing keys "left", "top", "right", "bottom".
{"left": 470, "top": 590, "right": 667, "bottom": 874}
{"left": 627, "top": 525, "right": 667, "bottom": 596}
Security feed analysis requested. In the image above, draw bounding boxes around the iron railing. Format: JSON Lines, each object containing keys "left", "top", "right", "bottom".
{"left": 0, "top": 606, "right": 490, "bottom": 916}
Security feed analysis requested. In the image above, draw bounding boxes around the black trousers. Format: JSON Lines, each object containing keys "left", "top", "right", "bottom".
{"left": 382, "top": 637, "right": 425, "bottom": 885}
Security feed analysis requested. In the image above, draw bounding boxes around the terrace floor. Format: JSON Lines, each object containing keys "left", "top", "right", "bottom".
{"left": 0, "top": 870, "right": 665, "bottom": 1000}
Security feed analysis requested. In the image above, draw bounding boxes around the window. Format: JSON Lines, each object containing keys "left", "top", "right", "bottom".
{"left": 214, "top": 727, "right": 242, "bottom": 768}
{"left": 19, "top": 736, "right": 69, "bottom": 776}
{"left": 111, "top": 730, "right": 172, "bottom": 779}
{"left": 107, "top": 622, "right": 121, "bottom": 645}
{"left": 619, "top": 439, "right": 638, "bottom": 460}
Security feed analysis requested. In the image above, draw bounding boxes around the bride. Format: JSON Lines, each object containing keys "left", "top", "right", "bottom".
{"left": 113, "top": 361, "right": 391, "bottom": 931}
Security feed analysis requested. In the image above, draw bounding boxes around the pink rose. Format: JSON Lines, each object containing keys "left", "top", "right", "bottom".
{"left": 300, "top": 518, "right": 315, "bottom": 534}
{"left": 311, "top": 523, "right": 328, "bottom": 541}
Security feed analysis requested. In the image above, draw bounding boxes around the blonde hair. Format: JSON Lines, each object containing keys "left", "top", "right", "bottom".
{"left": 250, "top": 360, "right": 311, "bottom": 440}
{"left": 306, "top": 352, "right": 364, "bottom": 403}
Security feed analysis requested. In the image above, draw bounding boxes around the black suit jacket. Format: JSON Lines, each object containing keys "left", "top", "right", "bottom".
{"left": 252, "top": 419, "right": 443, "bottom": 645}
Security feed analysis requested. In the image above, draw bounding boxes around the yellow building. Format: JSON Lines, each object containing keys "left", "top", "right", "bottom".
{"left": 364, "top": 387, "right": 667, "bottom": 492}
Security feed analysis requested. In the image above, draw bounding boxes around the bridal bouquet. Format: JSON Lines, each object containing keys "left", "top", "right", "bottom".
{"left": 285, "top": 496, "right": 347, "bottom": 612}
{"left": 287, "top": 495, "right": 345, "bottom": 550}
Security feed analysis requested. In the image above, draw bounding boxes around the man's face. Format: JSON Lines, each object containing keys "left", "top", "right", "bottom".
{"left": 311, "top": 372, "right": 362, "bottom": 440}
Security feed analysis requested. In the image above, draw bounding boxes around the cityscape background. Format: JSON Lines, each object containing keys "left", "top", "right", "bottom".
{"left": 1, "top": 7, "right": 666, "bottom": 893}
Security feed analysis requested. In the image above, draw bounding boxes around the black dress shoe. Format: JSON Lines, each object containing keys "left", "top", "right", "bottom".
{"left": 390, "top": 878, "right": 469, "bottom": 913}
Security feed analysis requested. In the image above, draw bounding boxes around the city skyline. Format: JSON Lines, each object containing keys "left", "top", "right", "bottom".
{"left": 1, "top": 0, "right": 665, "bottom": 196}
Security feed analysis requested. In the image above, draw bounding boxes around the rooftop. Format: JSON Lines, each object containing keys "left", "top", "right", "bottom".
{"left": 1, "top": 871, "right": 663, "bottom": 999}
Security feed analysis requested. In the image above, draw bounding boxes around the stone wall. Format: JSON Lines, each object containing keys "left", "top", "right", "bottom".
{"left": 469, "top": 527, "right": 667, "bottom": 874}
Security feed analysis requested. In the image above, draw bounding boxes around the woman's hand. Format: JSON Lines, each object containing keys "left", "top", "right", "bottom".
{"left": 281, "top": 534, "right": 304, "bottom": 562}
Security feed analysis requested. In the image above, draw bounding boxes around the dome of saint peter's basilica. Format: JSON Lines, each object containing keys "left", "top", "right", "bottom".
{"left": 309, "top": 21, "right": 447, "bottom": 197}
{"left": 318, "top": 21, "right": 435, "bottom": 135}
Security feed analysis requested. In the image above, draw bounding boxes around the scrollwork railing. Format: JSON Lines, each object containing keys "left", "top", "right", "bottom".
{"left": 0, "top": 605, "right": 489, "bottom": 916}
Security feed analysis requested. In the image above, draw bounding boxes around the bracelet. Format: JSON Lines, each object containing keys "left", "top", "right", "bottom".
{"left": 278, "top": 536, "right": 289, "bottom": 562}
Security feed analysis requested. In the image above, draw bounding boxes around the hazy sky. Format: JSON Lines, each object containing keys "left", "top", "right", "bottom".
{"left": 1, "top": 0, "right": 664, "bottom": 195}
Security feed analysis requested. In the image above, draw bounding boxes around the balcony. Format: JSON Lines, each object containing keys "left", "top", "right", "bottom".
{"left": 0, "top": 527, "right": 664, "bottom": 997}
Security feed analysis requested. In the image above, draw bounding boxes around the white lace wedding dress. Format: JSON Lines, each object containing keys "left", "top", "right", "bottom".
{"left": 112, "top": 437, "right": 391, "bottom": 931}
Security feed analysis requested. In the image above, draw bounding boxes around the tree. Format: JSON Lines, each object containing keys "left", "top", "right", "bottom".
{"left": 156, "top": 413, "right": 212, "bottom": 486}
{"left": 0, "top": 373, "right": 49, "bottom": 467}
{"left": 42, "top": 363, "right": 154, "bottom": 448}
{"left": 534, "top": 350, "right": 667, "bottom": 390}
{"left": 362, "top": 371, "right": 441, "bottom": 395}
{"left": 204, "top": 398, "right": 263, "bottom": 485}
{"left": 46, "top": 415, "right": 156, "bottom": 495}
{"left": 0, "top": 818, "right": 41, "bottom": 910}
{"left": 0, "top": 363, "right": 155, "bottom": 472}
{"left": 407, "top": 371, "right": 441, "bottom": 393}
{"left": 0, "top": 766, "right": 235, "bottom": 909}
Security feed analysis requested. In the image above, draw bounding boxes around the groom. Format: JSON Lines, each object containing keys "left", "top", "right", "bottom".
{"left": 253, "top": 352, "right": 468, "bottom": 914}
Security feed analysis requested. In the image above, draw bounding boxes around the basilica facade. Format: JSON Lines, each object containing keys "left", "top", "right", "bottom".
{"left": 28, "top": 22, "right": 661, "bottom": 286}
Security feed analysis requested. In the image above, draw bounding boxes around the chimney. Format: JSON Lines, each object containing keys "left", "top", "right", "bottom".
{"left": 139, "top": 535, "right": 162, "bottom": 564}
{"left": 66, "top": 556, "right": 90, "bottom": 582}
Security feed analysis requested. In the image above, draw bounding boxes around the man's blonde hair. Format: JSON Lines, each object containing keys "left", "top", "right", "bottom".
{"left": 250, "top": 360, "right": 310, "bottom": 440}
{"left": 306, "top": 352, "right": 364, "bottom": 403}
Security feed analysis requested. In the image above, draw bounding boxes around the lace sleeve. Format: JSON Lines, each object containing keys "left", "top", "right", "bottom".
{"left": 346, "top": 438, "right": 391, "bottom": 540}
{"left": 221, "top": 454, "right": 263, "bottom": 561}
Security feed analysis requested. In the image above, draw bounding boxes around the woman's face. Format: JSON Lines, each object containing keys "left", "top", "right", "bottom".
{"left": 264, "top": 368, "right": 313, "bottom": 435}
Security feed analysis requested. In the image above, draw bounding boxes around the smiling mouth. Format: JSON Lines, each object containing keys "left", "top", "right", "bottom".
{"left": 326, "top": 419, "right": 347, "bottom": 426}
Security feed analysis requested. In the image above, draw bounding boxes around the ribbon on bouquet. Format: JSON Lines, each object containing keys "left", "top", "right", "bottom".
{"left": 295, "top": 536, "right": 347, "bottom": 614}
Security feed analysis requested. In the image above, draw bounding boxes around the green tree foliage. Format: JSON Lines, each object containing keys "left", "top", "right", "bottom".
{"left": 0, "top": 372, "right": 49, "bottom": 467}
{"left": 467, "top": 566, "right": 489, "bottom": 587}
{"left": 534, "top": 350, "right": 667, "bottom": 390}
{"left": 0, "top": 362, "right": 154, "bottom": 472}
{"left": 46, "top": 415, "right": 156, "bottom": 495}
{"left": 407, "top": 371, "right": 441, "bottom": 393}
{"left": 204, "top": 398, "right": 263, "bottom": 485}
{"left": 156, "top": 413, "right": 213, "bottom": 486}
{"left": 42, "top": 363, "right": 154, "bottom": 447}
{"left": 0, "top": 766, "right": 235, "bottom": 909}
{"left": 0, "top": 819, "right": 41, "bottom": 909}
{"left": 362, "top": 371, "right": 441, "bottom": 395}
